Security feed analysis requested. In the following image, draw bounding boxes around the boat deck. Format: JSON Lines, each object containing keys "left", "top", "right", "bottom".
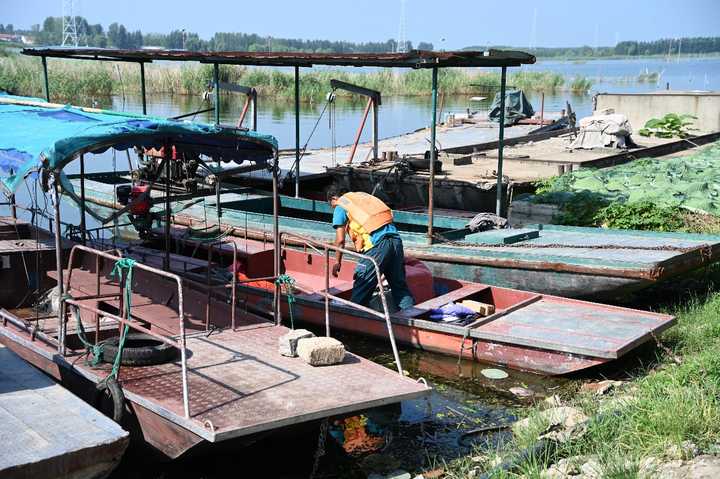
{"left": 22, "top": 260, "right": 429, "bottom": 445}
{"left": 0, "top": 344, "right": 129, "bottom": 478}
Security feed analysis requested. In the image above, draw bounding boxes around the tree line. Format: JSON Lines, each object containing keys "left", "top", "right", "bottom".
{"left": 23, "top": 16, "right": 433, "bottom": 53}
{"left": 14, "top": 17, "right": 720, "bottom": 57}
{"left": 469, "top": 37, "right": 720, "bottom": 58}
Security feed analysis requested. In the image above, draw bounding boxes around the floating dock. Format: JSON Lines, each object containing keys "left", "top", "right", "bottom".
{"left": 239, "top": 121, "right": 537, "bottom": 188}
{"left": 0, "top": 344, "right": 129, "bottom": 479}
{"left": 327, "top": 129, "right": 720, "bottom": 212}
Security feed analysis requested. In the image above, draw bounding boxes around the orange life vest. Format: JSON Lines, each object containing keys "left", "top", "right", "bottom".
{"left": 337, "top": 192, "right": 393, "bottom": 252}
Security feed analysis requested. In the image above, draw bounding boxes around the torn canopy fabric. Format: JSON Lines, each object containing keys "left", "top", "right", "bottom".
{"left": 0, "top": 94, "right": 278, "bottom": 195}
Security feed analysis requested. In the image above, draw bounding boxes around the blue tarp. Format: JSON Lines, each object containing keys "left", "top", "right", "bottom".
{"left": 0, "top": 94, "right": 278, "bottom": 194}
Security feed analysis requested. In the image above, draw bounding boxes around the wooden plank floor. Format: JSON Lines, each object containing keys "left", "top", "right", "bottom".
{"left": 0, "top": 344, "right": 128, "bottom": 477}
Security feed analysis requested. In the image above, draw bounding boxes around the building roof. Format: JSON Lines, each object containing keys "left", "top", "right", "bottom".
{"left": 22, "top": 47, "right": 535, "bottom": 68}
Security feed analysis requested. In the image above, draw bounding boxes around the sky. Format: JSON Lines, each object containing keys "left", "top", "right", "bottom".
{"left": 2, "top": 0, "right": 719, "bottom": 50}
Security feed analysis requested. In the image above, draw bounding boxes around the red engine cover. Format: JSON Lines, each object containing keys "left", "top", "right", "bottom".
{"left": 129, "top": 184, "right": 151, "bottom": 215}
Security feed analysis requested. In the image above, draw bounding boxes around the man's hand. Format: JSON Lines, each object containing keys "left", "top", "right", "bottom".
{"left": 332, "top": 262, "right": 342, "bottom": 277}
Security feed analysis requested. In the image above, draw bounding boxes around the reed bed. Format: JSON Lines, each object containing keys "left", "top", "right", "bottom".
{"left": 0, "top": 54, "right": 593, "bottom": 103}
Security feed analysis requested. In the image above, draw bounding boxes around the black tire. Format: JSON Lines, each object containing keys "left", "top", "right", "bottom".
{"left": 96, "top": 378, "right": 125, "bottom": 424}
{"left": 101, "top": 333, "right": 178, "bottom": 366}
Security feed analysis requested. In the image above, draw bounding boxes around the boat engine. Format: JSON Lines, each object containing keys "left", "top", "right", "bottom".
{"left": 134, "top": 145, "right": 201, "bottom": 193}
{"left": 116, "top": 183, "right": 156, "bottom": 239}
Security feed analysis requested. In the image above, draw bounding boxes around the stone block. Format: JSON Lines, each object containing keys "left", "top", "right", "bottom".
{"left": 296, "top": 337, "right": 346, "bottom": 366}
{"left": 278, "top": 329, "right": 315, "bottom": 357}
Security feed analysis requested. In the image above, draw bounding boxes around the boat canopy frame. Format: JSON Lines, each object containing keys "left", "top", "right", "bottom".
{"left": 22, "top": 47, "right": 536, "bottom": 243}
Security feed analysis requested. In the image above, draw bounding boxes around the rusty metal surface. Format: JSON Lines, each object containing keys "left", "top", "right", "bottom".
{"left": 22, "top": 48, "right": 535, "bottom": 68}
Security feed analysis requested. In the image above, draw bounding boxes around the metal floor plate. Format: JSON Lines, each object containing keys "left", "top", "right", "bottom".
{"left": 87, "top": 321, "right": 428, "bottom": 442}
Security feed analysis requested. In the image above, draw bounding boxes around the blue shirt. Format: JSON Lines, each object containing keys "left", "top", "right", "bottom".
{"left": 332, "top": 205, "right": 398, "bottom": 250}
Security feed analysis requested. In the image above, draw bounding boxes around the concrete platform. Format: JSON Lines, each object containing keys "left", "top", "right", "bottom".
{"left": 0, "top": 344, "right": 129, "bottom": 479}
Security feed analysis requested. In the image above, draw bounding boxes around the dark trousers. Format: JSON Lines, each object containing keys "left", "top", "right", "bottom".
{"left": 351, "top": 235, "right": 415, "bottom": 310}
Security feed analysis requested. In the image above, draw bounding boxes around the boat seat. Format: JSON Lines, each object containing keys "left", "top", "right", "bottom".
{"left": 397, "top": 283, "right": 491, "bottom": 318}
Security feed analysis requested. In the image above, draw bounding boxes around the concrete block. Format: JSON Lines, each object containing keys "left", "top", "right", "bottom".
{"left": 296, "top": 337, "right": 346, "bottom": 366}
{"left": 278, "top": 329, "right": 315, "bottom": 357}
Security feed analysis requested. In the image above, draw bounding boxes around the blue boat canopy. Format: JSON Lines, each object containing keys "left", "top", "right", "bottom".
{"left": 0, "top": 93, "right": 278, "bottom": 195}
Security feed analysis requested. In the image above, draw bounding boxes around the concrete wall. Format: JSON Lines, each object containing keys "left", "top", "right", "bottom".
{"left": 595, "top": 91, "right": 720, "bottom": 134}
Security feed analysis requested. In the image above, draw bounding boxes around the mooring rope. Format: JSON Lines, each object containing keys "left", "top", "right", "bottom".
{"left": 275, "top": 273, "right": 297, "bottom": 330}
{"left": 105, "top": 257, "right": 137, "bottom": 381}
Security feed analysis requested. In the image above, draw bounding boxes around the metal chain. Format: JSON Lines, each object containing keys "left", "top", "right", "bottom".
{"left": 309, "top": 418, "right": 329, "bottom": 479}
{"left": 431, "top": 233, "right": 709, "bottom": 254}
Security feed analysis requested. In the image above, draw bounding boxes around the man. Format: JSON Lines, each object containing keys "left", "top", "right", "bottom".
{"left": 329, "top": 189, "right": 414, "bottom": 310}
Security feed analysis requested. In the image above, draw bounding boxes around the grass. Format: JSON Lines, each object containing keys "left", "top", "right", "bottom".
{"left": 0, "top": 53, "right": 594, "bottom": 103}
{"left": 439, "top": 286, "right": 720, "bottom": 477}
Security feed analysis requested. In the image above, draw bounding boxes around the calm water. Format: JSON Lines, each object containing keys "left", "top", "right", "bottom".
{"left": 95, "top": 56, "right": 720, "bottom": 151}
{"left": 5, "top": 56, "right": 720, "bottom": 477}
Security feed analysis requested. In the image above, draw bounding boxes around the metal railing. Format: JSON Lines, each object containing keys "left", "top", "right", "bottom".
{"left": 279, "top": 232, "right": 404, "bottom": 376}
{"left": 62, "top": 245, "right": 191, "bottom": 418}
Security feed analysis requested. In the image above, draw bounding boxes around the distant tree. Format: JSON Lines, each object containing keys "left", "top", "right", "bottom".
{"left": 417, "top": 42, "right": 434, "bottom": 51}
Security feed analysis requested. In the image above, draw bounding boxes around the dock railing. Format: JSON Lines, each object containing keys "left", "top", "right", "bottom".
{"left": 62, "top": 245, "right": 191, "bottom": 419}
{"left": 279, "top": 232, "right": 404, "bottom": 376}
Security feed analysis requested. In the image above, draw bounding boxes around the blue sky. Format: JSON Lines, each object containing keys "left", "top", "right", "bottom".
{"left": 3, "top": 0, "right": 719, "bottom": 49}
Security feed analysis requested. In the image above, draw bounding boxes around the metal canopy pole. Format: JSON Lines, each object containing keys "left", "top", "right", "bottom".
{"left": 213, "top": 63, "right": 220, "bottom": 125}
{"left": 272, "top": 154, "right": 281, "bottom": 325}
{"left": 213, "top": 63, "right": 223, "bottom": 219}
{"left": 294, "top": 66, "right": 301, "bottom": 198}
{"left": 41, "top": 56, "right": 50, "bottom": 102}
{"left": 164, "top": 144, "right": 171, "bottom": 271}
{"left": 427, "top": 67, "right": 439, "bottom": 245}
{"left": 140, "top": 62, "right": 147, "bottom": 115}
{"left": 52, "top": 175, "right": 65, "bottom": 355}
{"left": 495, "top": 66, "right": 508, "bottom": 217}
{"left": 79, "top": 155, "right": 87, "bottom": 245}
{"left": 251, "top": 89, "right": 258, "bottom": 131}
{"left": 9, "top": 169, "right": 16, "bottom": 219}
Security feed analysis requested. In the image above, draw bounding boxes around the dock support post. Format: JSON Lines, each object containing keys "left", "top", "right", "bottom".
{"left": 495, "top": 66, "right": 507, "bottom": 217}
{"left": 79, "top": 155, "right": 86, "bottom": 245}
{"left": 272, "top": 153, "right": 281, "bottom": 325}
{"left": 52, "top": 174, "right": 65, "bottom": 355}
{"left": 164, "top": 144, "right": 171, "bottom": 271}
{"left": 213, "top": 63, "right": 220, "bottom": 125}
{"left": 41, "top": 56, "right": 50, "bottom": 102}
{"left": 294, "top": 66, "right": 301, "bottom": 198}
{"left": 427, "top": 67, "right": 439, "bottom": 245}
{"left": 140, "top": 62, "right": 147, "bottom": 115}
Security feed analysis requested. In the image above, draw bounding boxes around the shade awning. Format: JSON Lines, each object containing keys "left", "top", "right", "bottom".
{"left": 22, "top": 48, "right": 536, "bottom": 68}
{"left": 0, "top": 93, "right": 278, "bottom": 194}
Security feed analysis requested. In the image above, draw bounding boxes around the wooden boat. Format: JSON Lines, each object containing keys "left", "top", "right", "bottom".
{"left": 118, "top": 223, "right": 676, "bottom": 376}
{"left": 74, "top": 179, "right": 720, "bottom": 300}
